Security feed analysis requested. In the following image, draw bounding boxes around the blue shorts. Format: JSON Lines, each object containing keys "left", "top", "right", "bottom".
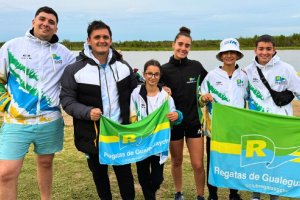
{"left": 0, "top": 118, "right": 64, "bottom": 160}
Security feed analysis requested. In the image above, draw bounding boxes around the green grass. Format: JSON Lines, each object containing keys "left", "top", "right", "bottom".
{"left": 17, "top": 125, "right": 295, "bottom": 199}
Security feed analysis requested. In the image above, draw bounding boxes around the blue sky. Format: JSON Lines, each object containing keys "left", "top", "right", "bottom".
{"left": 1, "top": 0, "right": 300, "bottom": 42}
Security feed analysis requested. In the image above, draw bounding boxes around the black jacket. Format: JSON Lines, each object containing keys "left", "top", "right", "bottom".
{"left": 161, "top": 56, "right": 207, "bottom": 127}
{"left": 60, "top": 48, "right": 137, "bottom": 154}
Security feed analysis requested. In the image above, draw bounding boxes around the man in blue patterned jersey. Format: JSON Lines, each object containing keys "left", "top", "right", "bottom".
{"left": 0, "top": 6, "right": 75, "bottom": 200}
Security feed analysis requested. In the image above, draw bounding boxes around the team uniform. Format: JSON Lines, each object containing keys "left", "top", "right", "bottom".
{"left": 0, "top": 29, "right": 75, "bottom": 159}
{"left": 200, "top": 65, "right": 248, "bottom": 199}
{"left": 130, "top": 84, "right": 182, "bottom": 200}
{"left": 201, "top": 66, "right": 248, "bottom": 107}
{"left": 245, "top": 55, "right": 300, "bottom": 116}
{"left": 161, "top": 56, "right": 207, "bottom": 140}
{"left": 60, "top": 44, "right": 137, "bottom": 199}
{"left": 245, "top": 54, "right": 300, "bottom": 200}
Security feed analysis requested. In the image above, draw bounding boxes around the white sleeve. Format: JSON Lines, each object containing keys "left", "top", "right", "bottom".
{"left": 168, "top": 96, "right": 176, "bottom": 112}
{"left": 200, "top": 75, "right": 209, "bottom": 95}
{"left": 287, "top": 68, "right": 300, "bottom": 100}
{"left": 244, "top": 74, "right": 250, "bottom": 100}
{"left": 0, "top": 43, "right": 9, "bottom": 82}
{"left": 129, "top": 90, "right": 138, "bottom": 119}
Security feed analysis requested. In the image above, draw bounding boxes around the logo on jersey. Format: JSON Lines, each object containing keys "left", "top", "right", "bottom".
{"left": 252, "top": 77, "right": 259, "bottom": 83}
{"left": 52, "top": 54, "right": 62, "bottom": 64}
{"left": 216, "top": 81, "right": 223, "bottom": 86}
{"left": 21, "top": 54, "right": 32, "bottom": 60}
{"left": 237, "top": 79, "right": 244, "bottom": 87}
{"left": 187, "top": 77, "right": 197, "bottom": 84}
{"left": 275, "top": 76, "right": 287, "bottom": 84}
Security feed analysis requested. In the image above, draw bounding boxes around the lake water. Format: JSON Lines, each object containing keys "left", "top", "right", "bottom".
{"left": 74, "top": 50, "right": 300, "bottom": 72}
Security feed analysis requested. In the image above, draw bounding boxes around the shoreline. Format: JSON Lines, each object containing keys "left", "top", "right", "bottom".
{"left": 63, "top": 100, "right": 300, "bottom": 126}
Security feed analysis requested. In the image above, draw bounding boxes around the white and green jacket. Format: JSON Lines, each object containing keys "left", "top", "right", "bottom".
{"left": 0, "top": 29, "right": 75, "bottom": 124}
{"left": 245, "top": 55, "right": 300, "bottom": 116}
{"left": 199, "top": 66, "right": 248, "bottom": 137}
{"left": 200, "top": 66, "right": 249, "bottom": 109}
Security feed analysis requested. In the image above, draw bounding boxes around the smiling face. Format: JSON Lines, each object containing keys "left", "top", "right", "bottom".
{"left": 32, "top": 12, "right": 58, "bottom": 41}
{"left": 220, "top": 51, "right": 239, "bottom": 66}
{"left": 87, "top": 28, "right": 112, "bottom": 57}
{"left": 172, "top": 35, "right": 191, "bottom": 60}
{"left": 255, "top": 42, "right": 276, "bottom": 65}
{"left": 143, "top": 65, "right": 161, "bottom": 87}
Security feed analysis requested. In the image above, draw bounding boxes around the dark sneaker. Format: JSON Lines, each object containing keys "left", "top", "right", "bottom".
{"left": 207, "top": 195, "right": 218, "bottom": 200}
{"left": 229, "top": 193, "right": 242, "bottom": 200}
{"left": 270, "top": 195, "right": 279, "bottom": 200}
{"left": 252, "top": 192, "right": 260, "bottom": 200}
{"left": 174, "top": 192, "right": 184, "bottom": 200}
{"left": 197, "top": 196, "right": 205, "bottom": 200}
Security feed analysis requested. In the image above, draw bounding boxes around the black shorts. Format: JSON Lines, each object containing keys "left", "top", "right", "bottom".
{"left": 171, "top": 124, "right": 203, "bottom": 141}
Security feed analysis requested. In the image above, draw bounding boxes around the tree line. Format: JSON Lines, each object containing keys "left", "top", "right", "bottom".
{"left": 1, "top": 34, "right": 300, "bottom": 50}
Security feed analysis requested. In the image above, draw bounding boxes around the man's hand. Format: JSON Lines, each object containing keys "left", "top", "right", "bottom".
{"left": 90, "top": 108, "right": 102, "bottom": 121}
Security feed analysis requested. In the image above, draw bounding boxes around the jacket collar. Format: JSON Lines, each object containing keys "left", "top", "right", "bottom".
{"left": 139, "top": 84, "right": 163, "bottom": 115}
{"left": 80, "top": 43, "right": 122, "bottom": 66}
{"left": 254, "top": 53, "right": 280, "bottom": 69}
{"left": 169, "top": 55, "right": 188, "bottom": 66}
{"left": 27, "top": 28, "right": 59, "bottom": 44}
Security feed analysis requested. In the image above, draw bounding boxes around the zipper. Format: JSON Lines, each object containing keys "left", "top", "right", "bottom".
{"left": 36, "top": 42, "right": 43, "bottom": 119}
{"left": 99, "top": 65, "right": 112, "bottom": 118}
{"left": 103, "top": 69, "right": 112, "bottom": 118}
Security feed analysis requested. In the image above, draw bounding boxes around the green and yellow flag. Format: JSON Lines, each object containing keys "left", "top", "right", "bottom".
{"left": 209, "top": 103, "right": 300, "bottom": 198}
{"left": 99, "top": 100, "right": 170, "bottom": 165}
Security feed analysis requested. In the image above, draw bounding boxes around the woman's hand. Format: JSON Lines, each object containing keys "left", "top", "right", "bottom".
{"left": 167, "top": 111, "right": 178, "bottom": 122}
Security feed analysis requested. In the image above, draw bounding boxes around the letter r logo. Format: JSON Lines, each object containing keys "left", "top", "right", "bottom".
{"left": 241, "top": 135, "right": 275, "bottom": 167}
{"left": 122, "top": 134, "right": 136, "bottom": 143}
{"left": 246, "top": 140, "right": 266, "bottom": 157}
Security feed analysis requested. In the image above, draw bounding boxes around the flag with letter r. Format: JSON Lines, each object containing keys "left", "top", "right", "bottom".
{"left": 209, "top": 103, "right": 300, "bottom": 198}
{"left": 99, "top": 100, "right": 170, "bottom": 165}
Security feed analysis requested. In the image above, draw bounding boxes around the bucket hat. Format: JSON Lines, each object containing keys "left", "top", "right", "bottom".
{"left": 216, "top": 38, "right": 243, "bottom": 61}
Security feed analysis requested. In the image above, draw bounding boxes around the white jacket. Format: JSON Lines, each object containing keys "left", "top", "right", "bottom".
{"left": 130, "top": 85, "right": 178, "bottom": 121}
{"left": 244, "top": 55, "right": 300, "bottom": 116}
{"left": 0, "top": 29, "right": 75, "bottom": 124}
{"left": 200, "top": 66, "right": 248, "bottom": 109}
{"left": 200, "top": 66, "right": 248, "bottom": 137}
{"left": 129, "top": 84, "right": 183, "bottom": 163}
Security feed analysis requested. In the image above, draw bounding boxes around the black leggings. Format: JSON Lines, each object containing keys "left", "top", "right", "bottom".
{"left": 87, "top": 154, "right": 135, "bottom": 200}
{"left": 136, "top": 155, "right": 164, "bottom": 200}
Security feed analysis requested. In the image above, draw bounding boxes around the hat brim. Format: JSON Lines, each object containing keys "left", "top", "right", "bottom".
{"left": 216, "top": 51, "right": 244, "bottom": 61}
